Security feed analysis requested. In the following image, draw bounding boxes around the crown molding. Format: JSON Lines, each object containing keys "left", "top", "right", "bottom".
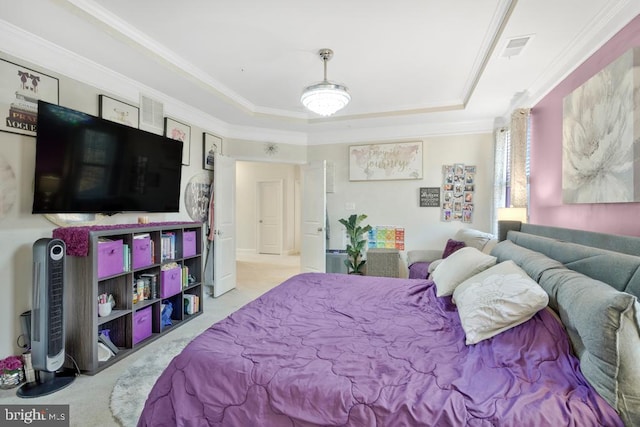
{"left": 64, "top": 0, "right": 516, "bottom": 124}
{"left": 0, "top": 18, "right": 313, "bottom": 144}
{"left": 307, "top": 119, "right": 494, "bottom": 146}
{"left": 518, "top": 0, "right": 640, "bottom": 109}
{"left": 460, "top": 0, "right": 517, "bottom": 106}
{"left": 0, "top": 18, "right": 492, "bottom": 146}
{"left": 0, "top": 19, "right": 140, "bottom": 103}
{"left": 65, "top": 0, "right": 259, "bottom": 114}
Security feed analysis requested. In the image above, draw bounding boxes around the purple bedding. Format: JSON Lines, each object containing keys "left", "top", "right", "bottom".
{"left": 408, "top": 261, "right": 430, "bottom": 279}
{"left": 138, "top": 273, "right": 622, "bottom": 426}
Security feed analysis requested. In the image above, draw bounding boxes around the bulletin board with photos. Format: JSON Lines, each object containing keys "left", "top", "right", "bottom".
{"left": 441, "top": 164, "right": 475, "bottom": 223}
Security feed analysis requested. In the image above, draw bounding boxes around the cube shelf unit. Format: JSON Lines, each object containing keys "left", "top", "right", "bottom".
{"left": 62, "top": 222, "right": 203, "bottom": 375}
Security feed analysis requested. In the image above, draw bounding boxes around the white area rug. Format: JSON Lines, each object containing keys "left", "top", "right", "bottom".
{"left": 110, "top": 336, "right": 193, "bottom": 426}
{"left": 110, "top": 257, "right": 298, "bottom": 426}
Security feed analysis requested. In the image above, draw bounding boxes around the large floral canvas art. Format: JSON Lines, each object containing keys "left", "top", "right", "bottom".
{"left": 562, "top": 47, "right": 640, "bottom": 204}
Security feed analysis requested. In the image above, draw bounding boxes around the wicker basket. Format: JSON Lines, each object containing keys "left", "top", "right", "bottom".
{"left": 365, "top": 248, "right": 400, "bottom": 278}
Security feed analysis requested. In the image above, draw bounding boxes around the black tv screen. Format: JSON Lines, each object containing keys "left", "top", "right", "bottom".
{"left": 32, "top": 100, "right": 183, "bottom": 214}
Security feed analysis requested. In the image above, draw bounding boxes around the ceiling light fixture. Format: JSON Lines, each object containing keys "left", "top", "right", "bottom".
{"left": 301, "top": 49, "right": 350, "bottom": 117}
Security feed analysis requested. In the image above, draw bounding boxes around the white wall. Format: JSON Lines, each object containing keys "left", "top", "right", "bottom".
{"left": 308, "top": 133, "right": 494, "bottom": 272}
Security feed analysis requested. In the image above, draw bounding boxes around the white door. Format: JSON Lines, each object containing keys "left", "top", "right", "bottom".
{"left": 213, "top": 153, "right": 236, "bottom": 297}
{"left": 257, "top": 180, "right": 283, "bottom": 255}
{"left": 300, "top": 161, "right": 326, "bottom": 272}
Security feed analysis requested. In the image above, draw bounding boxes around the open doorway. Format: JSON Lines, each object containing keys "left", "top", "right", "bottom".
{"left": 235, "top": 161, "right": 301, "bottom": 261}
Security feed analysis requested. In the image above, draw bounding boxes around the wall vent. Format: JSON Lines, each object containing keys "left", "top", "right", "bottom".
{"left": 502, "top": 35, "right": 533, "bottom": 58}
{"left": 139, "top": 94, "right": 164, "bottom": 135}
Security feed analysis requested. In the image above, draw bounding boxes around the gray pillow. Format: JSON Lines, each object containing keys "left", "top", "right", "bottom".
{"left": 491, "top": 240, "right": 564, "bottom": 283}
{"left": 539, "top": 267, "right": 640, "bottom": 426}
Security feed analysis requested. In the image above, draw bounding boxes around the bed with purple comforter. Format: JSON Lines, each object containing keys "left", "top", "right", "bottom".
{"left": 138, "top": 272, "right": 621, "bottom": 426}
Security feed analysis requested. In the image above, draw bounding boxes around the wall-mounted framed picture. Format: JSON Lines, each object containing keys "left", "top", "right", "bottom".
{"left": 419, "top": 187, "right": 440, "bottom": 207}
{"left": 203, "top": 132, "right": 223, "bottom": 171}
{"left": 164, "top": 117, "right": 191, "bottom": 166}
{"left": 99, "top": 95, "right": 139, "bottom": 128}
{"left": 349, "top": 141, "right": 423, "bottom": 181}
{"left": 562, "top": 46, "right": 639, "bottom": 204}
{"left": 0, "top": 58, "right": 59, "bottom": 136}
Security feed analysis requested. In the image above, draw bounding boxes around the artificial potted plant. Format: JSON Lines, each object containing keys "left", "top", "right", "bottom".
{"left": 338, "top": 214, "right": 372, "bottom": 274}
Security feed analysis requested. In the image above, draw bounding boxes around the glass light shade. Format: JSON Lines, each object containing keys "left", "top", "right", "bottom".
{"left": 301, "top": 82, "right": 350, "bottom": 117}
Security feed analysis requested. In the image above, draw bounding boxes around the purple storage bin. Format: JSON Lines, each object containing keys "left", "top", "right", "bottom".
{"left": 161, "top": 267, "right": 182, "bottom": 298}
{"left": 133, "top": 306, "right": 153, "bottom": 345}
{"left": 132, "top": 236, "right": 152, "bottom": 269}
{"left": 97, "top": 240, "right": 124, "bottom": 279}
{"left": 183, "top": 231, "right": 197, "bottom": 257}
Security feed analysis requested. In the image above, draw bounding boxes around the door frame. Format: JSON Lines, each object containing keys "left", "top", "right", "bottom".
{"left": 234, "top": 156, "right": 305, "bottom": 258}
{"left": 300, "top": 160, "right": 326, "bottom": 272}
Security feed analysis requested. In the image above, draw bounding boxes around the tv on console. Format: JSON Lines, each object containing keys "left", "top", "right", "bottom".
{"left": 32, "top": 100, "right": 183, "bottom": 215}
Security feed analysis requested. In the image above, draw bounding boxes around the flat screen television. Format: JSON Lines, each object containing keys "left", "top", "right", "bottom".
{"left": 32, "top": 100, "right": 183, "bottom": 214}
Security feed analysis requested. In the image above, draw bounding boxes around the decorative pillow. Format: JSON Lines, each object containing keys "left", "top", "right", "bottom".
{"left": 428, "top": 258, "right": 443, "bottom": 274}
{"left": 453, "top": 260, "right": 549, "bottom": 345}
{"left": 453, "top": 228, "right": 495, "bottom": 253}
{"left": 431, "top": 247, "right": 497, "bottom": 297}
{"left": 442, "top": 239, "right": 466, "bottom": 259}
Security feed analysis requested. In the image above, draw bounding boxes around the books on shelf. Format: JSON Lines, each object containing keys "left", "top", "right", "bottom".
{"left": 183, "top": 294, "right": 200, "bottom": 315}
{"left": 139, "top": 273, "right": 159, "bottom": 299}
{"left": 182, "top": 264, "right": 189, "bottom": 289}
{"left": 123, "top": 243, "right": 130, "bottom": 271}
{"left": 161, "top": 232, "right": 176, "bottom": 261}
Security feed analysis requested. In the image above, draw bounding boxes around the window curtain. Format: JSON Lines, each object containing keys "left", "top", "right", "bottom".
{"left": 510, "top": 108, "right": 530, "bottom": 209}
{"left": 492, "top": 127, "right": 508, "bottom": 236}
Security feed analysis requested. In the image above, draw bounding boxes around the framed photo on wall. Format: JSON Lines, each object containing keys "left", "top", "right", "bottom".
{"left": 0, "top": 58, "right": 59, "bottom": 136}
{"left": 99, "top": 95, "right": 139, "bottom": 128}
{"left": 203, "top": 132, "right": 222, "bottom": 171}
{"left": 164, "top": 117, "right": 191, "bottom": 166}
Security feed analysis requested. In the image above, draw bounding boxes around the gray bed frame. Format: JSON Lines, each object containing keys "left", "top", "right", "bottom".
{"left": 495, "top": 221, "right": 640, "bottom": 426}
{"left": 498, "top": 221, "right": 640, "bottom": 298}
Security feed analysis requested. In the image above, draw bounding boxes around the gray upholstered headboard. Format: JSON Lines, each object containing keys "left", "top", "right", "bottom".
{"left": 497, "top": 221, "right": 640, "bottom": 299}
{"left": 493, "top": 221, "right": 640, "bottom": 426}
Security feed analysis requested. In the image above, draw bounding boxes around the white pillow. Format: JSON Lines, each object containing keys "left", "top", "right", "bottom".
{"left": 453, "top": 260, "right": 549, "bottom": 345}
{"left": 431, "top": 247, "right": 497, "bottom": 296}
{"left": 427, "top": 258, "right": 443, "bottom": 274}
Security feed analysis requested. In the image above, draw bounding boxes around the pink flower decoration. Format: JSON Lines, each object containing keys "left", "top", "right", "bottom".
{"left": 0, "top": 355, "right": 23, "bottom": 372}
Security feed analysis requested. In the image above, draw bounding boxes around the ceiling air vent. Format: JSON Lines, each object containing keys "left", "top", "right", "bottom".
{"left": 502, "top": 35, "right": 533, "bottom": 58}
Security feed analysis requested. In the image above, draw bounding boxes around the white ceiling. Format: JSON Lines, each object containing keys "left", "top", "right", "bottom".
{"left": 1, "top": 0, "right": 638, "bottom": 144}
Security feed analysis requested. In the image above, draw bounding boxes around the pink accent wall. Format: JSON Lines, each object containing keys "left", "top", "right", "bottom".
{"left": 530, "top": 14, "right": 640, "bottom": 236}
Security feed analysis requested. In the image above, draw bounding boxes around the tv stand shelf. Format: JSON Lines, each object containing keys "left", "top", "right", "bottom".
{"left": 60, "top": 222, "right": 204, "bottom": 375}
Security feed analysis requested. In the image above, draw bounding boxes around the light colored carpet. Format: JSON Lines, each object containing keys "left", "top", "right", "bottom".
{"left": 110, "top": 336, "right": 195, "bottom": 427}
{"left": 0, "top": 255, "right": 299, "bottom": 427}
